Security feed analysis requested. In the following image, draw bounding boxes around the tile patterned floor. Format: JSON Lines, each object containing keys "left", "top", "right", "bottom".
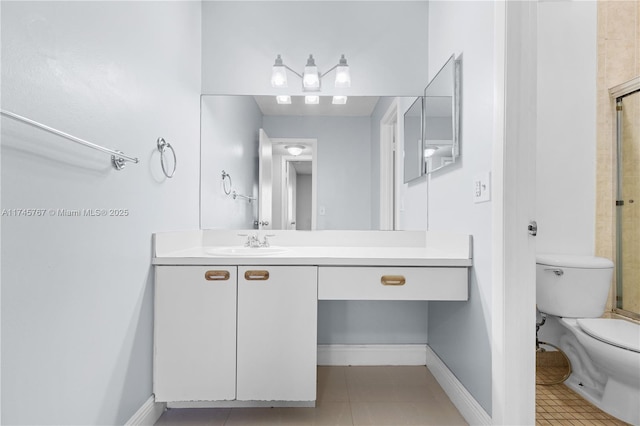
{"left": 155, "top": 363, "right": 632, "bottom": 425}
{"left": 155, "top": 366, "right": 468, "bottom": 426}
{"left": 536, "top": 353, "right": 630, "bottom": 426}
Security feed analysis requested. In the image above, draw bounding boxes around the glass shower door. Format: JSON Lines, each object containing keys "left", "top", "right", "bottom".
{"left": 616, "top": 89, "right": 640, "bottom": 319}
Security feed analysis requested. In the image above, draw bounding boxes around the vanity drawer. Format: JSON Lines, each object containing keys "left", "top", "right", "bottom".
{"left": 318, "top": 266, "right": 468, "bottom": 301}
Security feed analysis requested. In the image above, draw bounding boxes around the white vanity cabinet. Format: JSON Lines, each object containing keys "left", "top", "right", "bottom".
{"left": 154, "top": 264, "right": 318, "bottom": 405}
{"left": 153, "top": 229, "right": 473, "bottom": 407}
{"left": 154, "top": 266, "right": 237, "bottom": 402}
{"left": 237, "top": 266, "right": 317, "bottom": 402}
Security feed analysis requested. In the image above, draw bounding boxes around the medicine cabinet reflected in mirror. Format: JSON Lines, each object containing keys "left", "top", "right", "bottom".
{"left": 402, "top": 54, "right": 461, "bottom": 182}
{"left": 423, "top": 54, "right": 461, "bottom": 174}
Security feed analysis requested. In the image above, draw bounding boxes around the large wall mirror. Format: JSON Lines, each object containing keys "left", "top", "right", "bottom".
{"left": 200, "top": 95, "right": 417, "bottom": 231}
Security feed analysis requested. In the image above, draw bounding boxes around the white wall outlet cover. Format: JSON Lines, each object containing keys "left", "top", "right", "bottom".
{"left": 473, "top": 172, "right": 491, "bottom": 203}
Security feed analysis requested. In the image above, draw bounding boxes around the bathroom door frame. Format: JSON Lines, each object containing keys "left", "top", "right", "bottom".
{"left": 380, "top": 98, "right": 399, "bottom": 230}
{"left": 281, "top": 155, "right": 312, "bottom": 231}
{"left": 492, "top": 1, "right": 537, "bottom": 424}
{"left": 271, "top": 137, "right": 317, "bottom": 230}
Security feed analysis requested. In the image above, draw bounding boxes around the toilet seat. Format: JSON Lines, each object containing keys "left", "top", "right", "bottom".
{"left": 577, "top": 319, "right": 640, "bottom": 353}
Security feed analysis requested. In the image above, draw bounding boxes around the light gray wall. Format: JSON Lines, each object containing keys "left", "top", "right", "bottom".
{"left": 1, "top": 2, "right": 201, "bottom": 425}
{"left": 424, "top": 0, "right": 496, "bottom": 414}
{"left": 318, "top": 301, "right": 428, "bottom": 344}
{"left": 536, "top": 1, "right": 597, "bottom": 256}
{"left": 296, "top": 173, "right": 313, "bottom": 230}
{"left": 263, "top": 116, "right": 372, "bottom": 230}
{"left": 201, "top": 1, "right": 429, "bottom": 96}
{"left": 200, "top": 96, "right": 262, "bottom": 229}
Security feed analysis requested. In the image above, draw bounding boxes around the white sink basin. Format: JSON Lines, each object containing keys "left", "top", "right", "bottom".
{"left": 206, "top": 246, "right": 289, "bottom": 256}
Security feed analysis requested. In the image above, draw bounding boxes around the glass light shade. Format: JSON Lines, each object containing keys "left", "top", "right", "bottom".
{"left": 305, "top": 95, "right": 320, "bottom": 105}
{"left": 271, "top": 65, "right": 288, "bottom": 88}
{"left": 302, "top": 54, "right": 320, "bottom": 90}
{"left": 334, "top": 65, "right": 351, "bottom": 88}
{"left": 303, "top": 67, "right": 320, "bottom": 90}
{"left": 276, "top": 95, "right": 291, "bottom": 104}
{"left": 285, "top": 145, "right": 305, "bottom": 156}
{"left": 332, "top": 96, "right": 348, "bottom": 105}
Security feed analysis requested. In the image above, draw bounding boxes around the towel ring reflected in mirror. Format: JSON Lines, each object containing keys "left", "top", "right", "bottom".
{"left": 157, "top": 137, "right": 176, "bottom": 178}
{"left": 221, "top": 170, "right": 232, "bottom": 195}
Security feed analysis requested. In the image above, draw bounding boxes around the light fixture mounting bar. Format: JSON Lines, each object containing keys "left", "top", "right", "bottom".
{"left": 319, "top": 64, "right": 339, "bottom": 78}
{"left": 282, "top": 64, "right": 303, "bottom": 79}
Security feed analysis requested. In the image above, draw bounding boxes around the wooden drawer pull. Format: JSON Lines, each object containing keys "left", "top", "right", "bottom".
{"left": 204, "top": 270, "right": 230, "bottom": 281}
{"left": 381, "top": 275, "right": 406, "bottom": 286}
{"left": 245, "top": 270, "right": 270, "bottom": 281}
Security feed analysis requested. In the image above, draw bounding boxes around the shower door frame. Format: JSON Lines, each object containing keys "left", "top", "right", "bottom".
{"left": 611, "top": 76, "right": 640, "bottom": 321}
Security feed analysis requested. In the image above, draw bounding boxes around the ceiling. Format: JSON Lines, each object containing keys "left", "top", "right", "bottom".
{"left": 254, "top": 96, "right": 381, "bottom": 117}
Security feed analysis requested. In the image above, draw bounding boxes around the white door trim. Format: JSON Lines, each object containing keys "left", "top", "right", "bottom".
{"left": 492, "top": 1, "right": 537, "bottom": 424}
{"left": 380, "top": 98, "right": 399, "bottom": 230}
{"left": 271, "top": 138, "right": 317, "bottom": 230}
{"left": 280, "top": 155, "right": 311, "bottom": 230}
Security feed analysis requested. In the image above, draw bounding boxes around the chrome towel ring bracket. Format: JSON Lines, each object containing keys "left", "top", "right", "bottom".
{"left": 157, "top": 137, "right": 176, "bottom": 178}
{"left": 222, "top": 170, "right": 232, "bottom": 195}
{"left": 221, "top": 170, "right": 255, "bottom": 202}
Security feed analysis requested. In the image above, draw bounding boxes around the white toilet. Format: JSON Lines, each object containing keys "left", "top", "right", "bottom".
{"left": 536, "top": 254, "right": 640, "bottom": 426}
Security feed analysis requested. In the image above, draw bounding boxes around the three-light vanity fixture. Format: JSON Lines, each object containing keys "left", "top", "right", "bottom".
{"left": 270, "top": 54, "right": 351, "bottom": 105}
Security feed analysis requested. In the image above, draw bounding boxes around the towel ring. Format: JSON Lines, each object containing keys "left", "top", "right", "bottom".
{"left": 221, "top": 170, "right": 232, "bottom": 195}
{"left": 157, "top": 138, "right": 176, "bottom": 178}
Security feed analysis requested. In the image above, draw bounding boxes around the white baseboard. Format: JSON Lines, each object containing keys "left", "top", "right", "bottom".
{"left": 317, "top": 344, "right": 428, "bottom": 366}
{"left": 425, "top": 346, "right": 492, "bottom": 425}
{"left": 125, "top": 395, "right": 166, "bottom": 426}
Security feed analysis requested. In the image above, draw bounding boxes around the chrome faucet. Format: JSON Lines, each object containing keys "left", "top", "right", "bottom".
{"left": 239, "top": 233, "right": 274, "bottom": 248}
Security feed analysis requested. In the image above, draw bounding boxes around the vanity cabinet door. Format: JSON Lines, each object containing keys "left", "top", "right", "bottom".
{"left": 237, "top": 266, "right": 317, "bottom": 402}
{"left": 154, "top": 266, "right": 237, "bottom": 402}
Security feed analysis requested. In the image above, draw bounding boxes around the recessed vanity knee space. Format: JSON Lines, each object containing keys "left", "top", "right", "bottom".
{"left": 152, "top": 230, "right": 472, "bottom": 408}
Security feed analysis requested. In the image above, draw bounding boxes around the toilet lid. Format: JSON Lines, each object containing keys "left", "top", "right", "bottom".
{"left": 577, "top": 319, "right": 640, "bottom": 353}
{"left": 536, "top": 254, "right": 614, "bottom": 269}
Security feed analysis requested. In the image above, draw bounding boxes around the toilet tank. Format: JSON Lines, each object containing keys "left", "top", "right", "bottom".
{"left": 536, "top": 254, "right": 614, "bottom": 318}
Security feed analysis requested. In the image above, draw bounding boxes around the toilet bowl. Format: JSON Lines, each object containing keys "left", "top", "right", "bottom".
{"left": 536, "top": 254, "right": 640, "bottom": 425}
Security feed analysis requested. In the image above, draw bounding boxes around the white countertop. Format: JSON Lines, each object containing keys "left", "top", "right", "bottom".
{"left": 153, "top": 230, "right": 473, "bottom": 267}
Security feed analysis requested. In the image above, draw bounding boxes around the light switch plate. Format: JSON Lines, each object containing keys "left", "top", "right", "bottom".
{"left": 473, "top": 172, "right": 491, "bottom": 203}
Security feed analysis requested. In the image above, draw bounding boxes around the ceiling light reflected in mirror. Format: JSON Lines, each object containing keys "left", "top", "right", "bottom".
{"left": 305, "top": 95, "right": 320, "bottom": 105}
{"left": 255, "top": 96, "right": 378, "bottom": 117}
{"left": 332, "top": 96, "right": 348, "bottom": 105}
{"left": 284, "top": 145, "right": 306, "bottom": 156}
